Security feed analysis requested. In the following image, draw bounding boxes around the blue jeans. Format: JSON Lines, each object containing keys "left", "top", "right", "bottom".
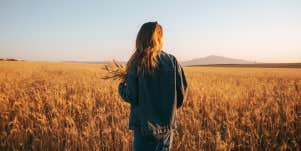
{"left": 133, "top": 130, "right": 173, "bottom": 151}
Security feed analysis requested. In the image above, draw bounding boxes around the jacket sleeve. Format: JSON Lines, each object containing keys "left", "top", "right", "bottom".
{"left": 118, "top": 66, "right": 139, "bottom": 107}
{"left": 175, "top": 59, "right": 188, "bottom": 108}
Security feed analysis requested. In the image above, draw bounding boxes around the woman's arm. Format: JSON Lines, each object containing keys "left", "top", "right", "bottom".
{"left": 175, "top": 59, "right": 188, "bottom": 108}
{"left": 118, "top": 69, "right": 139, "bottom": 107}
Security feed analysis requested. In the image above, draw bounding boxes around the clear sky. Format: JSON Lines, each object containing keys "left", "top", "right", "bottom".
{"left": 0, "top": 0, "right": 300, "bottom": 62}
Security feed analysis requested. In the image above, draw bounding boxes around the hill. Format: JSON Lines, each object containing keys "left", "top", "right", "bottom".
{"left": 181, "top": 55, "right": 254, "bottom": 66}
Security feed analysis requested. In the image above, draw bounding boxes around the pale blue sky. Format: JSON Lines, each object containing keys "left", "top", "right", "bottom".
{"left": 0, "top": 0, "right": 300, "bottom": 62}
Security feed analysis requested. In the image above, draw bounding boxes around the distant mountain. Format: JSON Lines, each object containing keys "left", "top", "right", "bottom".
{"left": 181, "top": 55, "right": 255, "bottom": 66}
{"left": 0, "top": 58, "right": 24, "bottom": 61}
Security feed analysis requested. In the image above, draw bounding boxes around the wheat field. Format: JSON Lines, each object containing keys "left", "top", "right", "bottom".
{"left": 0, "top": 61, "right": 300, "bottom": 151}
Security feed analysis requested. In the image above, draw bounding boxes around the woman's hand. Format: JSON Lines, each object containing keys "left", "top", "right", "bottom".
{"left": 120, "top": 73, "right": 127, "bottom": 84}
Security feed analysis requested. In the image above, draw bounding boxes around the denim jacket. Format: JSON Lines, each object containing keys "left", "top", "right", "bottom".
{"left": 118, "top": 51, "right": 188, "bottom": 135}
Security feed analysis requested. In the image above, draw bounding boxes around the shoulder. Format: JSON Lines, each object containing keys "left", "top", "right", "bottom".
{"left": 160, "top": 51, "right": 178, "bottom": 62}
{"left": 161, "top": 51, "right": 180, "bottom": 67}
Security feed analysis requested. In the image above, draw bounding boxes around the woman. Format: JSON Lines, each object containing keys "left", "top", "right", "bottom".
{"left": 118, "top": 21, "right": 188, "bottom": 151}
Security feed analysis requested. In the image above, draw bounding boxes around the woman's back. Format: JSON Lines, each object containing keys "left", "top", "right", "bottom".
{"left": 119, "top": 51, "right": 187, "bottom": 134}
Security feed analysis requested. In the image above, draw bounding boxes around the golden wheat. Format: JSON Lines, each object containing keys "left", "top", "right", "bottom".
{"left": 0, "top": 61, "right": 300, "bottom": 151}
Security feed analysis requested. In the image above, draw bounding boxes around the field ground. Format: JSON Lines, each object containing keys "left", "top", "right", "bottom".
{"left": 0, "top": 61, "right": 300, "bottom": 151}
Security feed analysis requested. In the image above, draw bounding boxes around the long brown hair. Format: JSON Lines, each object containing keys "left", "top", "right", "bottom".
{"left": 126, "top": 21, "right": 163, "bottom": 75}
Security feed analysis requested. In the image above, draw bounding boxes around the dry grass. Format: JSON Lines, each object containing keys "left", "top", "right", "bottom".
{"left": 0, "top": 61, "right": 300, "bottom": 151}
{"left": 101, "top": 60, "right": 126, "bottom": 81}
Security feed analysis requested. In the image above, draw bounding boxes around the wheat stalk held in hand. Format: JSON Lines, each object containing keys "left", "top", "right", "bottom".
{"left": 101, "top": 59, "right": 126, "bottom": 81}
